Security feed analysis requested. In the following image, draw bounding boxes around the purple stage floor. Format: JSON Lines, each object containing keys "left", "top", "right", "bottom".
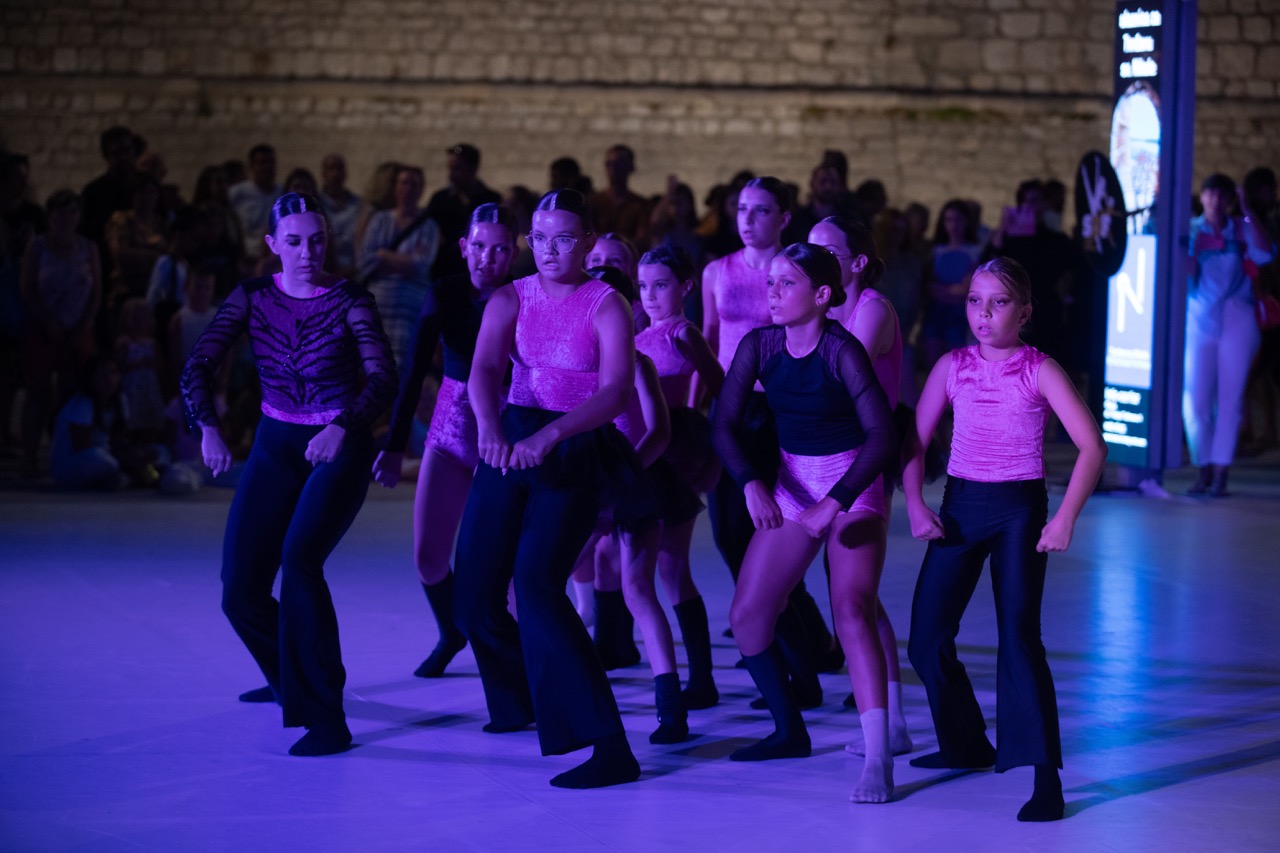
{"left": 3, "top": 451, "right": 1279, "bottom": 851}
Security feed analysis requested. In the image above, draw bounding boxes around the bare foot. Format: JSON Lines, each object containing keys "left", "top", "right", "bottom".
{"left": 849, "top": 757, "right": 894, "bottom": 804}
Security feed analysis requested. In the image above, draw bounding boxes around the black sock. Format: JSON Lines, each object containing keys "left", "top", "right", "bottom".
{"left": 1017, "top": 765, "right": 1064, "bottom": 822}
{"left": 238, "top": 686, "right": 276, "bottom": 703}
{"left": 550, "top": 732, "right": 640, "bottom": 788}
{"left": 673, "top": 597, "right": 718, "bottom": 709}
{"left": 288, "top": 721, "right": 352, "bottom": 757}
{"left": 731, "top": 643, "right": 810, "bottom": 761}
{"left": 909, "top": 740, "right": 995, "bottom": 769}
{"left": 773, "top": 606, "right": 822, "bottom": 708}
{"left": 650, "top": 672, "right": 689, "bottom": 744}
{"left": 414, "top": 575, "right": 468, "bottom": 678}
{"left": 593, "top": 590, "right": 640, "bottom": 670}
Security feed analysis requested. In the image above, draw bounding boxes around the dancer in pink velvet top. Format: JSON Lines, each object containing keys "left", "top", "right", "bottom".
{"left": 903, "top": 257, "right": 1106, "bottom": 822}
{"left": 453, "top": 189, "right": 643, "bottom": 789}
{"left": 371, "top": 203, "right": 519, "bottom": 679}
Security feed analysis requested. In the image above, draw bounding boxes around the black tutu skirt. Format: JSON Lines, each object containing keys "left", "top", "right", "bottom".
{"left": 663, "top": 407, "right": 721, "bottom": 495}
{"left": 500, "top": 404, "right": 660, "bottom": 521}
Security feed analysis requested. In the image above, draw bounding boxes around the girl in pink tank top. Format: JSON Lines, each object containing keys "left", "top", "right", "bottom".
{"left": 809, "top": 216, "right": 913, "bottom": 764}
{"left": 634, "top": 246, "right": 727, "bottom": 711}
{"left": 701, "top": 179, "right": 790, "bottom": 382}
{"left": 903, "top": 258, "right": 1106, "bottom": 822}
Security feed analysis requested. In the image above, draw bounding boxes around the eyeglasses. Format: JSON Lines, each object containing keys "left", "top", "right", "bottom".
{"left": 528, "top": 233, "right": 584, "bottom": 253}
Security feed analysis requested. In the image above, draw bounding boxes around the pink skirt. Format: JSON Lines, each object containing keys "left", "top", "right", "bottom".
{"left": 773, "top": 448, "right": 886, "bottom": 523}
{"left": 426, "top": 377, "right": 479, "bottom": 470}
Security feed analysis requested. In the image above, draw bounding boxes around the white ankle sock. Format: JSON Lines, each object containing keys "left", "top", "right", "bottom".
{"left": 859, "top": 708, "right": 890, "bottom": 761}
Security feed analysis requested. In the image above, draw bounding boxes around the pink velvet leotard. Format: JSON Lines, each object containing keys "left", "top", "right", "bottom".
{"left": 506, "top": 274, "right": 615, "bottom": 413}
{"left": 946, "top": 344, "right": 1050, "bottom": 482}
{"left": 840, "top": 287, "right": 903, "bottom": 410}
{"left": 709, "top": 251, "right": 771, "bottom": 373}
{"left": 635, "top": 318, "right": 694, "bottom": 407}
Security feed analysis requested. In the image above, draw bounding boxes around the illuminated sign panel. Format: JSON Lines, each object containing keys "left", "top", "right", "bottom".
{"left": 1104, "top": 5, "right": 1164, "bottom": 466}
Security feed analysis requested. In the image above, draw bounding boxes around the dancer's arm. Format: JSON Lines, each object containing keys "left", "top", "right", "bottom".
{"left": 180, "top": 285, "right": 251, "bottom": 476}
{"left": 674, "top": 322, "right": 724, "bottom": 401}
{"left": 903, "top": 353, "right": 950, "bottom": 540}
{"left": 712, "top": 330, "right": 780, "bottom": 530}
{"left": 1035, "top": 358, "right": 1106, "bottom": 552}
{"left": 632, "top": 354, "right": 671, "bottom": 468}
{"left": 690, "top": 258, "right": 723, "bottom": 407}
{"left": 469, "top": 284, "right": 518, "bottom": 471}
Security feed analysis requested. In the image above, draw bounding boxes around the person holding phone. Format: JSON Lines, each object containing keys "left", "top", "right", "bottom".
{"left": 1184, "top": 173, "right": 1277, "bottom": 495}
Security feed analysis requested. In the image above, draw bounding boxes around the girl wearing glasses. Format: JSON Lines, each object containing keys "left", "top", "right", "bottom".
{"left": 371, "top": 204, "right": 519, "bottom": 679}
{"left": 454, "top": 189, "right": 643, "bottom": 789}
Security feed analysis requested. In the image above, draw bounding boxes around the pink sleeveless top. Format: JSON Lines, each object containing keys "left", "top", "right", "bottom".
{"left": 840, "top": 287, "right": 903, "bottom": 409}
{"left": 946, "top": 344, "right": 1050, "bottom": 482}
{"left": 636, "top": 318, "right": 694, "bottom": 408}
{"left": 710, "top": 251, "right": 771, "bottom": 373}
{"left": 507, "top": 275, "right": 614, "bottom": 413}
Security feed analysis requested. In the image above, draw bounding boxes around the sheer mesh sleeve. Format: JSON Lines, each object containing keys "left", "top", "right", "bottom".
{"left": 825, "top": 338, "right": 895, "bottom": 508}
{"left": 712, "top": 328, "right": 765, "bottom": 489}
{"left": 383, "top": 292, "right": 442, "bottom": 452}
{"left": 180, "top": 284, "right": 249, "bottom": 430}
{"left": 331, "top": 288, "right": 398, "bottom": 431}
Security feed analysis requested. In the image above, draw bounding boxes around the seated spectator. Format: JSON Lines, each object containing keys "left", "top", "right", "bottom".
{"left": 105, "top": 175, "right": 166, "bottom": 306}
{"left": 20, "top": 189, "right": 100, "bottom": 477}
{"left": 50, "top": 355, "right": 167, "bottom": 490}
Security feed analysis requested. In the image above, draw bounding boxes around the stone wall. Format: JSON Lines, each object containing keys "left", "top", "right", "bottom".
{"left": 2, "top": 0, "right": 1278, "bottom": 222}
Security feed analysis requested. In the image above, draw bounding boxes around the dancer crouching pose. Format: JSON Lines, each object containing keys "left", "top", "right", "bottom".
{"left": 372, "top": 203, "right": 519, "bottom": 677}
{"left": 453, "top": 189, "right": 642, "bottom": 788}
{"left": 182, "top": 192, "right": 397, "bottom": 756}
{"left": 809, "top": 217, "right": 913, "bottom": 755}
{"left": 904, "top": 257, "right": 1106, "bottom": 821}
{"left": 713, "top": 244, "right": 895, "bottom": 803}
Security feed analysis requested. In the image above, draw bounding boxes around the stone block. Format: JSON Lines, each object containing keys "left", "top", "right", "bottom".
{"left": 138, "top": 48, "right": 165, "bottom": 75}
{"left": 999, "top": 12, "right": 1042, "bottom": 39}
{"left": 892, "top": 15, "right": 962, "bottom": 38}
{"left": 1245, "top": 79, "right": 1274, "bottom": 98}
{"left": 788, "top": 41, "right": 824, "bottom": 64}
{"left": 1215, "top": 43, "right": 1255, "bottom": 78}
{"left": 981, "top": 39, "right": 1019, "bottom": 72}
{"left": 1258, "top": 44, "right": 1280, "bottom": 78}
{"left": 52, "top": 47, "right": 78, "bottom": 72}
{"left": 935, "top": 40, "right": 983, "bottom": 73}
{"left": 1241, "top": 16, "right": 1273, "bottom": 43}
{"left": 1208, "top": 15, "right": 1241, "bottom": 40}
